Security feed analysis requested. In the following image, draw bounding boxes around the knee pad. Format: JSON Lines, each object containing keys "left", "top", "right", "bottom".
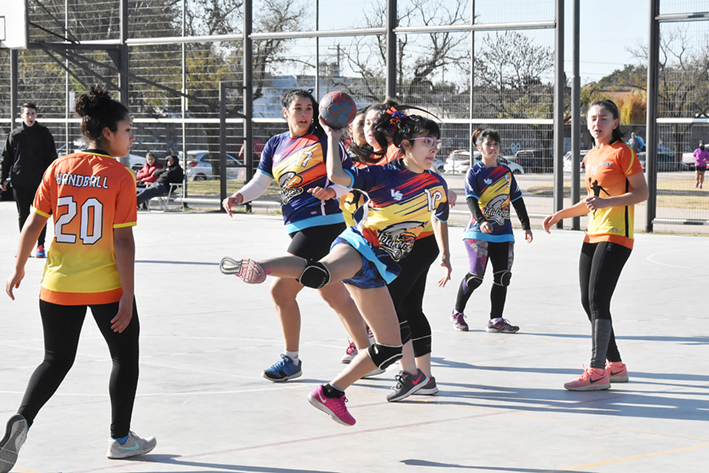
{"left": 464, "top": 273, "right": 484, "bottom": 291}
{"left": 367, "top": 343, "right": 403, "bottom": 370}
{"left": 493, "top": 270, "right": 512, "bottom": 287}
{"left": 399, "top": 321, "right": 412, "bottom": 346}
{"left": 297, "top": 260, "right": 330, "bottom": 289}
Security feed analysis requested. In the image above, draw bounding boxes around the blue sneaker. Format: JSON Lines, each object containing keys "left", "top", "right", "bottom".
{"left": 263, "top": 354, "right": 302, "bottom": 382}
{"left": 35, "top": 245, "right": 46, "bottom": 258}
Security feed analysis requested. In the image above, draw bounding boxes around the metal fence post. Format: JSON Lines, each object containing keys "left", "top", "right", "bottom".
{"left": 553, "top": 0, "right": 565, "bottom": 228}
{"left": 219, "top": 81, "right": 227, "bottom": 209}
{"left": 646, "top": 0, "right": 660, "bottom": 233}
{"left": 386, "top": 0, "right": 397, "bottom": 99}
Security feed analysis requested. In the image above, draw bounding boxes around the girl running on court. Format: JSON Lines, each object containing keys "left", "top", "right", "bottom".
{"left": 451, "top": 128, "right": 533, "bottom": 334}
{"left": 543, "top": 99, "right": 647, "bottom": 391}
{"left": 221, "top": 113, "right": 451, "bottom": 425}
{"left": 1, "top": 86, "right": 156, "bottom": 471}
{"left": 222, "top": 89, "right": 371, "bottom": 383}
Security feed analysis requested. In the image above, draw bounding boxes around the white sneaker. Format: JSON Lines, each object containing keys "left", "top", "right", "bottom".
{"left": 107, "top": 431, "right": 157, "bottom": 459}
{"left": 341, "top": 340, "right": 358, "bottom": 364}
{"left": 0, "top": 415, "right": 28, "bottom": 473}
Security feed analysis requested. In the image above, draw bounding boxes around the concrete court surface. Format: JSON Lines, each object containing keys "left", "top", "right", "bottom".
{"left": 1, "top": 201, "right": 708, "bottom": 473}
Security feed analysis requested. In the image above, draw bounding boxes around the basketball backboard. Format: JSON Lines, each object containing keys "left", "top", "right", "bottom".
{"left": 0, "top": 0, "right": 28, "bottom": 49}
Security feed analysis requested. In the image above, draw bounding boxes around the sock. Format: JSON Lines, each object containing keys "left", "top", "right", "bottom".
{"left": 114, "top": 434, "right": 129, "bottom": 445}
{"left": 284, "top": 350, "right": 299, "bottom": 363}
{"left": 322, "top": 383, "right": 345, "bottom": 398}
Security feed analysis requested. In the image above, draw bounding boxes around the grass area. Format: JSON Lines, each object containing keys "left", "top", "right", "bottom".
{"left": 528, "top": 177, "right": 709, "bottom": 209}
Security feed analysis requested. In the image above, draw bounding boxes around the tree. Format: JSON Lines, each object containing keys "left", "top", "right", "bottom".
{"left": 342, "top": 0, "right": 469, "bottom": 103}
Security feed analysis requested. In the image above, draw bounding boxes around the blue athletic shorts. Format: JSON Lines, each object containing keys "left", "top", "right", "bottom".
{"left": 332, "top": 237, "right": 388, "bottom": 289}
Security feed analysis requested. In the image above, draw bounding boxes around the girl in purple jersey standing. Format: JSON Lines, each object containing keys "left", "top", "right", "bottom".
{"left": 450, "top": 128, "right": 533, "bottom": 334}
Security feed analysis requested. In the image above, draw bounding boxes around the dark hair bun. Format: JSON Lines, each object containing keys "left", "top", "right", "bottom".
{"left": 75, "top": 85, "right": 113, "bottom": 118}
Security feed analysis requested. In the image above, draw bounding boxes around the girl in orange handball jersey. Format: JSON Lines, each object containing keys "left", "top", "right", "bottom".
{"left": 1, "top": 86, "right": 156, "bottom": 471}
{"left": 543, "top": 99, "right": 648, "bottom": 392}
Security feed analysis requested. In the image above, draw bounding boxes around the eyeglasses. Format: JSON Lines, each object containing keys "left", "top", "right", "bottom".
{"left": 410, "top": 137, "right": 442, "bottom": 150}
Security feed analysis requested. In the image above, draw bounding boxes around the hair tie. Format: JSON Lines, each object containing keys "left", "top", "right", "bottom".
{"left": 387, "top": 107, "right": 405, "bottom": 126}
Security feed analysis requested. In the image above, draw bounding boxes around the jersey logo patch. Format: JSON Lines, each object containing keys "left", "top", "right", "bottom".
{"left": 378, "top": 221, "right": 426, "bottom": 261}
{"left": 278, "top": 171, "right": 304, "bottom": 204}
{"left": 484, "top": 194, "right": 510, "bottom": 225}
{"left": 391, "top": 189, "right": 403, "bottom": 201}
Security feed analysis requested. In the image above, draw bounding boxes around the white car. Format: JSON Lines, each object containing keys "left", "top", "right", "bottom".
{"left": 182, "top": 150, "right": 246, "bottom": 182}
{"left": 444, "top": 150, "right": 524, "bottom": 174}
{"left": 562, "top": 150, "right": 589, "bottom": 173}
{"left": 128, "top": 154, "right": 146, "bottom": 172}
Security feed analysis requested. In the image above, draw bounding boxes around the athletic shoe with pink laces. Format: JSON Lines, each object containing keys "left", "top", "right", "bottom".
{"left": 564, "top": 365, "right": 610, "bottom": 391}
{"left": 219, "top": 257, "right": 269, "bottom": 284}
{"left": 605, "top": 361, "right": 629, "bottom": 382}
{"left": 341, "top": 340, "right": 357, "bottom": 364}
{"left": 308, "top": 385, "right": 356, "bottom": 426}
{"left": 451, "top": 310, "right": 469, "bottom": 332}
{"left": 486, "top": 317, "right": 519, "bottom": 333}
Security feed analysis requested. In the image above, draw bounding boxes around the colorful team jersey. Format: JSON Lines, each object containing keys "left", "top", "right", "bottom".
{"left": 32, "top": 151, "right": 138, "bottom": 305}
{"left": 258, "top": 129, "right": 349, "bottom": 233}
{"left": 584, "top": 141, "right": 643, "bottom": 249}
{"left": 463, "top": 162, "right": 523, "bottom": 242}
{"left": 341, "top": 160, "right": 449, "bottom": 282}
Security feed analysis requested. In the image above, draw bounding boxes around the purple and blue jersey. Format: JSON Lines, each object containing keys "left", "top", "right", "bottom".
{"left": 463, "top": 162, "right": 523, "bottom": 243}
{"left": 340, "top": 160, "right": 449, "bottom": 283}
{"left": 258, "top": 129, "right": 350, "bottom": 233}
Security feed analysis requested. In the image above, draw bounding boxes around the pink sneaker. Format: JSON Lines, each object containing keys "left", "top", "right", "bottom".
{"left": 308, "top": 385, "right": 356, "bottom": 426}
{"left": 605, "top": 361, "right": 629, "bottom": 382}
{"left": 564, "top": 365, "right": 610, "bottom": 391}
{"left": 219, "top": 257, "right": 268, "bottom": 284}
{"left": 341, "top": 340, "right": 357, "bottom": 364}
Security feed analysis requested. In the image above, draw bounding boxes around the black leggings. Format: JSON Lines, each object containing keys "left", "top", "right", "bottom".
{"left": 579, "top": 241, "right": 631, "bottom": 366}
{"left": 18, "top": 300, "right": 140, "bottom": 439}
{"left": 388, "top": 236, "right": 439, "bottom": 357}
{"left": 13, "top": 186, "right": 46, "bottom": 246}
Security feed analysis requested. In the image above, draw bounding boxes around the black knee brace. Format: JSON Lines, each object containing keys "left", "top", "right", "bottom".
{"left": 367, "top": 343, "right": 403, "bottom": 369}
{"left": 464, "top": 272, "right": 484, "bottom": 290}
{"left": 493, "top": 270, "right": 512, "bottom": 287}
{"left": 399, "top": 321, "right": 412, "bottom": 345}
{"left": 297, "top": 260, "right": 330, "bottom": 289}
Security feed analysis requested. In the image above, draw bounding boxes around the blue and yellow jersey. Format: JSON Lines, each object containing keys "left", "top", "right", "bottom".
{"left": 33, "top": 151, "right": 137, "bottom": 305}
{"left": 258, "top": 129, "right": 350, "bottom": 233}
{"left": 340, "top": 160, "right": 448, "bottom": 281}
{"left": 463, "top": 162, "right": 523, "bottom": 242}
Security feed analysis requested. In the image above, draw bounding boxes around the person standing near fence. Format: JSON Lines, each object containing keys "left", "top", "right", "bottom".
{"left": 542, "top": 99, "right": 647, "bottom": 391}
{"left": 450, "top": 128, "right": 533, "bottom": 335}
{"left": 222, "top": 89, "right": 371, "bottom": 382}
{"left": 693, "top": 141, "right": 707, "bottom": 189}
{"left": 1, "top": 102, "right": 58, "bottom": 258}
{"left": 0, "top": 86, "right": 156, "bottom": 472}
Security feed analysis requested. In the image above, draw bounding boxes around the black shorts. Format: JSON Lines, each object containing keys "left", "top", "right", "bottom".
{"left": 287, "top": 222, "right": 347, "bottom": 261}
{"left": 696, "top": 166, "right": 706, "bottom": 172}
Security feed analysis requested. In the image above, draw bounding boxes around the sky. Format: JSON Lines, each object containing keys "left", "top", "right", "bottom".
{"left": 568, "top": 0, "right": 649, "bottom": 84}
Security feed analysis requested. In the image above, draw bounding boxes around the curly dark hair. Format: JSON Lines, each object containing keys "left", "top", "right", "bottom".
{"left": 75, "top": 85, "right": 129, "bottom": 144}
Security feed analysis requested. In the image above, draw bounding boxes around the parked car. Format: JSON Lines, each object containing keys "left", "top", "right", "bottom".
{"left": 682, "top": 152, "right": 696, "bottom": 170}
{"left": 637, "top": 146, "right": 687, "bottom": 172}
{"left": 181, "top": 150, "right": 246, "bottom": 181}
{"left": 432, "top": 157, "right": 446, "bottom": 173}
{"left": 128, "top": 154, "right": 146, "bottom": 172}
{"left": 444, "top": 150, "right": 480, "bottom": 174}
{"left": 443, "top": 150, "right": 524, "bottom": 174}
{"left": 562, "top": 150, "right": 590, "bottom": 173}
{"left": 514, "top": 149, "right": 545, "bottom": 173}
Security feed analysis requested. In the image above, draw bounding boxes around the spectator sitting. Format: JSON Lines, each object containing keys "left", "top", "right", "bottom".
{"left": 136, "top": 154, "right": 183, "bottom": 207}
{"left": 136, "top": 152, "right": 163, "bottom": 189}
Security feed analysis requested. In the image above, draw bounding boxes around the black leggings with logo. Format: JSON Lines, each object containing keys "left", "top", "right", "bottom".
{"left": 579, "top": 241, "right": 631, "bottom": 367}
{"left": 18, "top": 299, "right": 140, "bottom": 439}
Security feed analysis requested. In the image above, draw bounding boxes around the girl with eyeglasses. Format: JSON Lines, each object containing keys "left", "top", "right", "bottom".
{"left": 220, "top": 112, "right": 451, "bottom": 425}
{"left": 450, "top": 128, "right": 533, "bottom": 334}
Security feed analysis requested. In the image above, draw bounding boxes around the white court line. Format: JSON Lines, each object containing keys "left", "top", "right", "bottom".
{"left": 646, "top": 249, "right": 709, "bottom": 271}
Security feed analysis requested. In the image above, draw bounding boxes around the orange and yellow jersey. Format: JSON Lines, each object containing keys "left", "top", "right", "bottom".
{"left": 583, "top": 141, "right": 643, "bottom": 249}
{"left": 32, "top": 151, "right": 137, "bottom": 305}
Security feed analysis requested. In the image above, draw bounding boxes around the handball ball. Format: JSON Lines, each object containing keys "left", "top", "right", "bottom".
{"left": 319, "top": 91, "right": 357, "bottom": 130}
